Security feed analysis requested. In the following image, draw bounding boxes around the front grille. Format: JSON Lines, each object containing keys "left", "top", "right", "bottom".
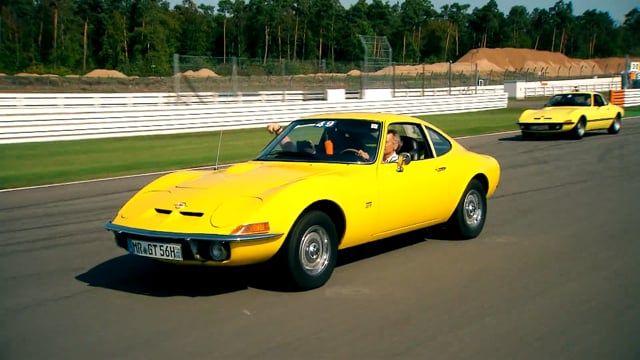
{"left": 154, "top": 208, "right": 203, "bottom": 217}
{"left": 179, "top": 211, "right": 204, "bottom": 217}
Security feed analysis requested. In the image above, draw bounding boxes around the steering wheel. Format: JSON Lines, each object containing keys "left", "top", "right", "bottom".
{"left": 340, "top": 148, "right": 370, "bottom": 161}
{"left": 340, "top": 148, "right": 360, "bottom": 155}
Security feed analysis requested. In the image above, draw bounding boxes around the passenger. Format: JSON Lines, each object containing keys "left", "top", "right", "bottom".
{"left": 382, "top": 129, "right": 401, "bottom": 163}
{"left": 266, "top": 123, "right": 314, "bottom": 154}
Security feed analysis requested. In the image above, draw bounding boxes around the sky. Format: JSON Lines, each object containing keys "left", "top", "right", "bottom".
{"left": 424, "top": 0, "right": 636, "bottom": 24}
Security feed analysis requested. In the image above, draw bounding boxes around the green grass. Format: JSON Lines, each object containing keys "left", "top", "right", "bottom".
{"left": 425, "top": 108, "right": 523, "bottom": 137}
{"left": 1, "top": 106, "right": 636, "bottom": 190}
{"left": 625, "top": 108, "right": 640, "bottom": 117}
{"left": 1, "top": 129, "right": 274, "bottom": 189}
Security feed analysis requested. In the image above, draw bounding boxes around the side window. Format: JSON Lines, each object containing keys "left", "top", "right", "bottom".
{"left": 594, "top": 94, "right": 606, "bottom": 107}
{"left": 426, "top": 127, "right": 452, "bottom": 157}
{"left": 388, "top": 123, "right": 432, "bottom": 160}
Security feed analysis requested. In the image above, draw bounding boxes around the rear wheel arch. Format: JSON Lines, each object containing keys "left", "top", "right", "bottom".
{"left": 471, "top": 174, "right": 489, "bottom": 195}
{"left": 446, "top": 178, "right": 488, "bottom": 239}
{"left": 608, "top": 113, "right": 622, "bottom": 134}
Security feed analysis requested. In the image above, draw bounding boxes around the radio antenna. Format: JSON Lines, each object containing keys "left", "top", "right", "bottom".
{"left": 214, "top": 128, "right": 223, "bottom": 170}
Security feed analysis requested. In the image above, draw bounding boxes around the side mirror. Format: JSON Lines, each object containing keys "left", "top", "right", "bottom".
{"left": 396, "top": 152, "right": 412, "bottom": 172}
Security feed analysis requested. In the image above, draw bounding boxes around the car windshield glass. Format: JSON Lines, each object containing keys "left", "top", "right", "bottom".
{"left": 546, "top": 93, "right": 590, "bottom": 107}
{"left": 256, "top": 118, "right": 382, "bottom": 164}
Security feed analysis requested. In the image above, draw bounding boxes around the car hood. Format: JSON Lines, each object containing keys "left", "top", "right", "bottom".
{"left": 521, "top": 107, "right": 577, "bottom": 121}
{"left": 116, "top": 161, "right": 340, "bottom": 226}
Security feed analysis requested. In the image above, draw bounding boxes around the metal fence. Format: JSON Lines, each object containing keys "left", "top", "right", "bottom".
{"left": 0, "top": 55, "right": 629, "bottom": 95}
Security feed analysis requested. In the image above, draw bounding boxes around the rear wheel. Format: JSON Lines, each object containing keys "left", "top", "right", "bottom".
{"left": 446, "top": 179, "right": 487, "bottom": 239}
{"left": 608, "top": 114, "right": 621, "bottom": 134}
{"left": 571, "top": 118, "right": 586, "bottom": 140}
{"left": 283, "top": 210, "right": 338, "bottom": 290}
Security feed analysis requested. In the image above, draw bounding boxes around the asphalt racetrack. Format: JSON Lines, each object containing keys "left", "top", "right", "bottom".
{"left": 1, "top": 118, "right": 639, "bottom": 359}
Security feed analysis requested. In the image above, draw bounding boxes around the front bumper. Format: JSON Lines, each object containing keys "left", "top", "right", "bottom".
{"left": 104, "top": 222, "right": 285, "bottom": 265}
{"left": 518, "top": 122, "right": 571, "bottom": 133}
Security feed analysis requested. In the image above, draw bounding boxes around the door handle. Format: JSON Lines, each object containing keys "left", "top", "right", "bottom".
{"left": 435, "top": 166, "right": 447, "bottom": 172}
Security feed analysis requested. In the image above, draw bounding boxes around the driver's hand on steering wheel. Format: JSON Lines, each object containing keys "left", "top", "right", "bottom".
{"left": 356, "top": 149, "right": 370, "bottom": 160}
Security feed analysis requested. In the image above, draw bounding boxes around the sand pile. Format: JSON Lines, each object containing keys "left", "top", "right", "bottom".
{"left": 182, "top": 68, "right": 220, "bottom": 77}
{"left": 84, "top": 69, "right": 128, "bottom": 78}
{"left": 370, "top": 48, "right": 634, "bottom": 76}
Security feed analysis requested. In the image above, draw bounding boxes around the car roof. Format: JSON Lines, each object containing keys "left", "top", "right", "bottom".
{"left": 556, "top": 91, "right": 600, "bottom": 96}
{"left": 301, "top": 112, "right": 428, "bottom": 124}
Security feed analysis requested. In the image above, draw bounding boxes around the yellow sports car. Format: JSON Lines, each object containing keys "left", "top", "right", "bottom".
{"left": 517, "top": 91, "right": 624, "bottom": 140}
{"left": 104, "top": 113, "right": 501, "bottom": 290}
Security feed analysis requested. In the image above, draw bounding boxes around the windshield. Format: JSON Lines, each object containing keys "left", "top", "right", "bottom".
{"left": 546, "top": 93, "right": 592, "bottom": 107}
{"left": 256, "top": 118, "right": 382, "bottom": 164}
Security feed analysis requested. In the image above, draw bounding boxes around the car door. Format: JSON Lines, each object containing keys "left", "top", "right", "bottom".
{"left": 589, "top": 93, "right": 613, "bottom": 129}
{"left": 373, "top": 123, "right": 453, "bottom": 237}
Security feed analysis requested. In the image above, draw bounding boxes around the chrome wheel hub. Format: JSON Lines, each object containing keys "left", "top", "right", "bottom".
{"left": 463, "top": 190, "right": 483, "bottom": 226}
{"left": 299, "top": 225, "right": 330, "bottom": 275}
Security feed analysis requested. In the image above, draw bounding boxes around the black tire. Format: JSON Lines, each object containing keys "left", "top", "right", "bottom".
{"left": 608, "top": 114, "right": 621, "bottom": 134}
{"left": 446, "top": 179, "right": 487, "bottom": 239}
{"left": 571, "top": 118, "right": 586, "bottom": 140}
{"left": 283, "top": 210, "right": 338, "bottom": 290}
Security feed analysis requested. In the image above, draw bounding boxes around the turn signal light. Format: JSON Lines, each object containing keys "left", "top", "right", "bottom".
{"left": 231, "top": 222, "right": 270, "bottom": 235}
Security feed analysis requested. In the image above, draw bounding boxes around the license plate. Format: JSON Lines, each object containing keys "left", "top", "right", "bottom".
{"left": 128, "top": 239, "right": 183, "bottom": 261}
{"left": 530, "top": 125, "right": 549, "bottom": 130}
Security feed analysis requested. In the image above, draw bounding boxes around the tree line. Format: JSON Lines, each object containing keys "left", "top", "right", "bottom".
{"left": 0, "top": 0, "right": 638, "bottom": 76}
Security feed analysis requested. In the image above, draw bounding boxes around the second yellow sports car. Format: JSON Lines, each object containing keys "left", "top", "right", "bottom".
{"left": 104, "top": 112, "right": 501, "bottom": 290}
{"left": 517, "top": 91, "right": 624, "bottom": 140}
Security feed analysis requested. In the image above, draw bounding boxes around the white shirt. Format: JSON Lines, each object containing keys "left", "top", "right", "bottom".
{"left": 383, "top": 152, "right": 398, "bottom": 163}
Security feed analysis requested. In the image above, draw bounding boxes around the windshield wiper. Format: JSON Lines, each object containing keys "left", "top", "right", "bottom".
{"left": 261, "top": 151, "right": 318, "bottom": 160}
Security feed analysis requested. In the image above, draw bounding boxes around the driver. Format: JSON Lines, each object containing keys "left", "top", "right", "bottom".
{"left": 267, "top": 123, "right": 370, "bottom": 160}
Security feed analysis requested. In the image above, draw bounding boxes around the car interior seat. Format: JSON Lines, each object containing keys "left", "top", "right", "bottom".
{"left": 398, "top": 135, "right": 419, "bottom": 160}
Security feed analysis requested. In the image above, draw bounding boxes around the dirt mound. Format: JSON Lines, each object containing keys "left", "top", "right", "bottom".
{"left": 183, "top": 68, "right": 220, "bottom": 77}
{"left": 377, "top": 48, "right": 635, "bottom": 76}
{"left": 84, "top": 69, "right": 128, "bottom": 78}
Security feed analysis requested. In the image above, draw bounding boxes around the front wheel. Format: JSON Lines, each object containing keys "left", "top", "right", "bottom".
{"left": 283, "top": 210, "right": 338, "bottom": 290}
{"left": 608, "top": 114, "right": 621, "bottom": 134}
{"left": 571, "top": 118, "right": 586, "bottom": 140}
{"left": 446, "top": 179, "right": 487, "bottom": 239}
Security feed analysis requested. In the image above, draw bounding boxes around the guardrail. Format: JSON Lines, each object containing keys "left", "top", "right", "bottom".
{"left": 505, "top": 77, "right": 622, "bottom": 99}
{"left": 619, "top": 89, "right": 640, "bottom": 107}
{"left": 0, "top": 91, "right": 314, "bottom": 108}
{"left": 393, "top": 85, "right": 504, "bottom": 97}
{"left": 0, "top": 85, "right": 504, "bottom": 108}
{"left": 0, "top": 91, "right": 508, "bottom": 144}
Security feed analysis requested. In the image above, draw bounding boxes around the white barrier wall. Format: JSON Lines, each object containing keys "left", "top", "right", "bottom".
{"left": 0, "top": 91, "right": 508, "bottom": 144}
{"left": 622, "top": 89, "right": 640, "bottom": 107}
{"left": 505, "top": 77, "right": 622, "bottom": 99}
